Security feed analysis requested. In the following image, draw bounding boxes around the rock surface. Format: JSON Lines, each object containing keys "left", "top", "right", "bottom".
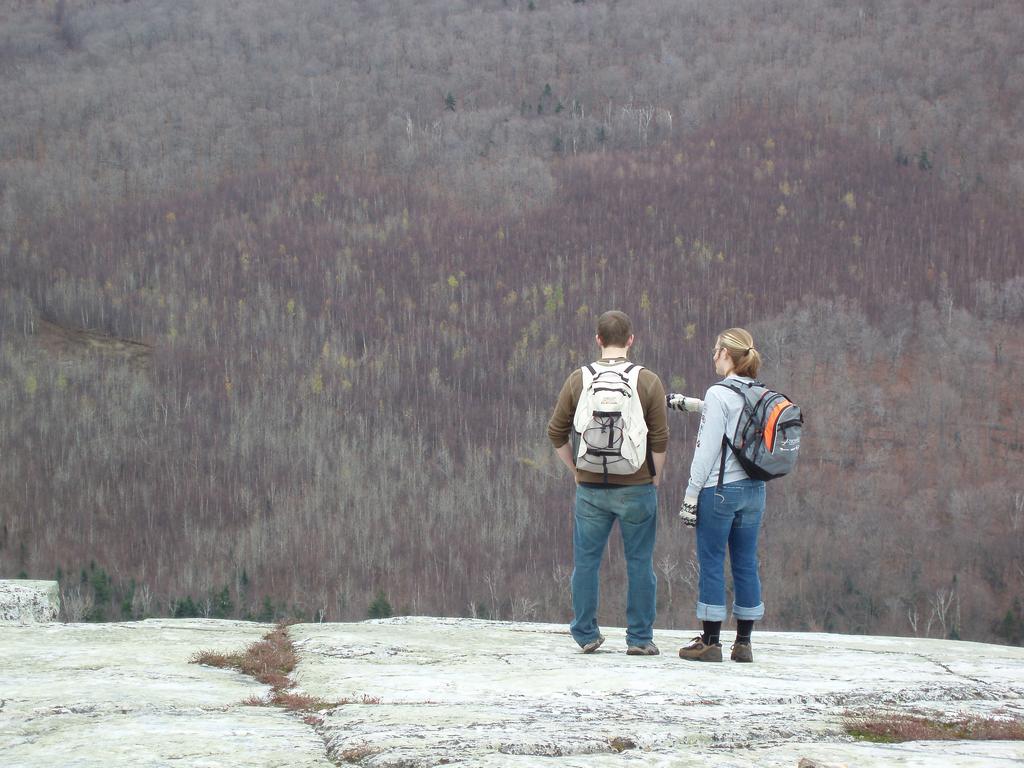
{"left": 0, "top": 579, "right": 60, "bottom": 624}
{"left": 290, "top": 617, "right": 1024, "bottom": 767}
{"left": 0, "top": 619, "right": 333, "bottom": 768}
{"left": 2, "top": 616, "right": 1023, "bottom": 767}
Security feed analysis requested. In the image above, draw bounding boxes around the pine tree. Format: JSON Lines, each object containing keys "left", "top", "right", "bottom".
{"left": 367, "top": 590, "right": 393, "bottom": 619}
{"left": 258, "top": 596, "right": 276, "bottom": 622}
{"left": 212, "top": 586, "right": 234, "bottom": 619}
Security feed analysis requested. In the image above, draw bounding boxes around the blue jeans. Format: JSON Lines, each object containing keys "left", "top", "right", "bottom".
{"left": 695, "top": 479, "right": 766, "bottom": 622}
{"left": 570, "top": 483, "right": 658, "bottom": 647}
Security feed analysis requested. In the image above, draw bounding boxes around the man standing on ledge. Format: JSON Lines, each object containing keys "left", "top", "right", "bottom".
{"left": 547, "top": 310, "right": 668, "bottom": 655}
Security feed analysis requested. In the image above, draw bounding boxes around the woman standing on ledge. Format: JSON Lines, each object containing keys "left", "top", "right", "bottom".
{"left": 676, "top": 328, "right": 766, "bottom": 663}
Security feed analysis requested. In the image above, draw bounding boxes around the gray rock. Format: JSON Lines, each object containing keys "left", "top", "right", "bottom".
{"left": 289, "top": 617, "right": 1024, "bottom": 767}
{"left": 2, "top": 616, "right": 1024, "bottom": 767}
{"left": 0, "top": 619, "right": 334, "bottom": 767}
{"left": 0, "top": 579, "right": 60, "bottom": 624}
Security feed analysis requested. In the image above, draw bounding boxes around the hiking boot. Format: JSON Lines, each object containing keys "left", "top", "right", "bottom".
{"left": 626, "top": 642, "right": 660, "bottom": 656}
{"left": 581, "top": 635, "right": 605, "bottom": 653}
{"left": 677, "top": 636, "right": 723, "bottom": 662}
{"left": 731, "top": 641, "right": 753, "bottom": 663}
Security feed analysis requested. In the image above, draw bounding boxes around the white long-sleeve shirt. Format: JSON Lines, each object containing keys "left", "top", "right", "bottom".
{"left": 685, "top": 374, "right": 755, "bottom": 498}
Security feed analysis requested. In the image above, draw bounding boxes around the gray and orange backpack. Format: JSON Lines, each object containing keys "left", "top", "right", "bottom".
{"left": 712, "top": 380, "right": 803, "bottom": 486}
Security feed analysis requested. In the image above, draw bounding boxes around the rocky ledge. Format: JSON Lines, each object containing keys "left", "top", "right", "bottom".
{"left": 2, "top": 612, "right": 1023, "bottom": 767}
{"left": 0, "top": 579, "right": 60, "bottom": 623}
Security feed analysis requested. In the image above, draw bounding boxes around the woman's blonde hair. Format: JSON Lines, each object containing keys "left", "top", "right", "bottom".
{"left": 717, "top": 327, "right": 761, "bottom": 378}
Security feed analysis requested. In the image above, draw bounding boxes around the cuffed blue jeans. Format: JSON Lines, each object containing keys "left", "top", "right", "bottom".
{"left": 570, "top": 483, "right": 658, "bottom": 648}
{"left": 695, "top": 478, "right": 766, "bottom": 622}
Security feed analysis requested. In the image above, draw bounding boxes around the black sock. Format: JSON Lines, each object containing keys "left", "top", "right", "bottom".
{"left": 701, "top": 621, "right": 721, "bottom": 645}
{"left": 736, "top": 619, "right": 754, "bottom": 643}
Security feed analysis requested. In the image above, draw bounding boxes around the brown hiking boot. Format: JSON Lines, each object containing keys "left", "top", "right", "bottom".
{"left": 678, "top": 636, "right": 723, "bottom": 662}
{"left": 731, "top": 641, "right": 753, "bottom": 663}
{"left": 581, "top": 635, "right": 605, "bottom": 653}
{"left": 626, "top": 642, "right": 660, "bottom": 656}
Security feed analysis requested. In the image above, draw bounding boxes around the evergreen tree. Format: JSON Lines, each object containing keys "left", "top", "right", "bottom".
{"left": 90, "top": 566, "right": 111, "bottom": 607}
{"left": 258, "top": 596, "right": 276, "bottom": 622}
{"left": 211, "top": 586, "right": 234, "bottom": 619}
{"left": 996, "top": 598, "right": 1024, "bottom": 646}
{"left": 121, "top": 579, "right": 136, "bottom": 619}
{"left": 173, "top": 596, "right": 200, "bottom": 618}
{"left": 367, "top": 590, "right": 393, "bottom": 619}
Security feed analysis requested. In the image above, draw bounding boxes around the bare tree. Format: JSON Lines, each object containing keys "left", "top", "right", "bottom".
{"left": 929, "top": 589, "right": 956, "bottom": 639}
{"left": 657, "top": 554, "right": 678, "bottom": 611}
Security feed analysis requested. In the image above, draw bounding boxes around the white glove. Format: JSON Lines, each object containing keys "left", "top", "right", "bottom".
{"left": 678, "top": 496, "right": 698, "bottom": 527}
{"left": 667, "top": 394, "right": 703, "bottom": 413}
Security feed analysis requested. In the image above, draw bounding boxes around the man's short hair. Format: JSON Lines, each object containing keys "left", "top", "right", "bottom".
{"left": 597, "top": 310, "right": 632, "bottom": 347}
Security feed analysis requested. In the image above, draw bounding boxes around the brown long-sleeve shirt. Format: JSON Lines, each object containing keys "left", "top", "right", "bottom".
{"left": 547, "top": 357, "right": 669, "bottom": 485}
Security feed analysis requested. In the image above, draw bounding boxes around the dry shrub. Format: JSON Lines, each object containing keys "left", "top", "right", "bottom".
{"left": 190, "top": 650, "right": 244, "bottom": 668}
{"left": 191, "top": 625, "right": 295, "bottom": 686}
{"left": 238, "top": 626, "right": 297, "bottom": 684}
{"left": 845, "top": 712, "right": 1024, "bottom": 742}
{"left": 609, "top": 736, "right": 637, "bottom": 752}
{"left": 271, "top": 690, "right": 334, "bottom": 712}
{"left": 190, "top": 623, "right": 380, "bottom": 715}
{"left": 338, "top": 744, "right": 379, "bottom": 763}
{"left": 277, "top": 692, "right": 383, "bottom": 711}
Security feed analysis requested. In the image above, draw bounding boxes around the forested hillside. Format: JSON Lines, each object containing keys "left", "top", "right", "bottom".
{"left": 2, "top": 0, "right": 1023, "bottom": 226}
{"left": 0, "top": 0, "right": 1021, "bottom": 644}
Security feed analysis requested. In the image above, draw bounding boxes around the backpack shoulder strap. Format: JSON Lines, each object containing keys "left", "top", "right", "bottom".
{"left": 589, "top": 361, "right": 634, "bottom": 387}
{"left": 717, "top": 434, "right": 729, "bottom": 489}
{"left": 618, "top": 363, "right": 652, "bottom": 477}
{"left": 711, "top": 380, "right": 750, "bottom": 488}
{"left": 622, "top": 362, "right": 644, "bottom": 386}
{"left": 710, "top": 380, "right": 749, "bottom": 396}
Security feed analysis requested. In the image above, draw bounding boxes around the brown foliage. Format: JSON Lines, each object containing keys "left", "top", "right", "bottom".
{"left": 2, "top": 109, "right": 1022, "bottom": 643}
{"left": 191, "top": 624, "right": 295, "bottom": 687}
{"left": 270, "top": 690, "right": 334, "bottom": 712}
{"left": 2, "top": 0, "right": 1024, "bottom": 230}
{"left": 36, "top": 317, "right": 152, "bottom": 371}
{"left": 845, "top": 712, "right": 1024, "bottom": 743}
{"left": 337, "top": 745, "right": 380, "bottom": 764}
{"left": 237, "top": 626, "right": 297, "bottom": 685}
{"left": 190, "top": 650, "right": 244, "bottom": 670}
{"left": 190, "top": 623, "right": 377, "bottom": 713}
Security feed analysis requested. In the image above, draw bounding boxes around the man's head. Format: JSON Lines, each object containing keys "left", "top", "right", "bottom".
{"left": 596, "top": 310, "right": 633, "bottom": 350}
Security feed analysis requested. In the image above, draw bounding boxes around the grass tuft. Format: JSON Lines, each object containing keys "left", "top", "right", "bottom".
{"left": 844, "top": 712, "right": 1024, "bottom": 742}
{"left": 338, "top": 744, "right": 379, "bottom": 763}
{"left": 272, "top": 690, "right": 336, "bottom": 711}
{"left": 189, "top": 650, "right": 244, "bottom": 668}
{"left": 609, "top": 736, "right": 637, "bottom": 752}
{"left": 191, "top": 624, "right": 296, "bottom": 684}
{"left": 190, "top": 623, "right": 383, "bottom": 715}
{"left": 237, "top": 625, "right": 297, "bottom": 684}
